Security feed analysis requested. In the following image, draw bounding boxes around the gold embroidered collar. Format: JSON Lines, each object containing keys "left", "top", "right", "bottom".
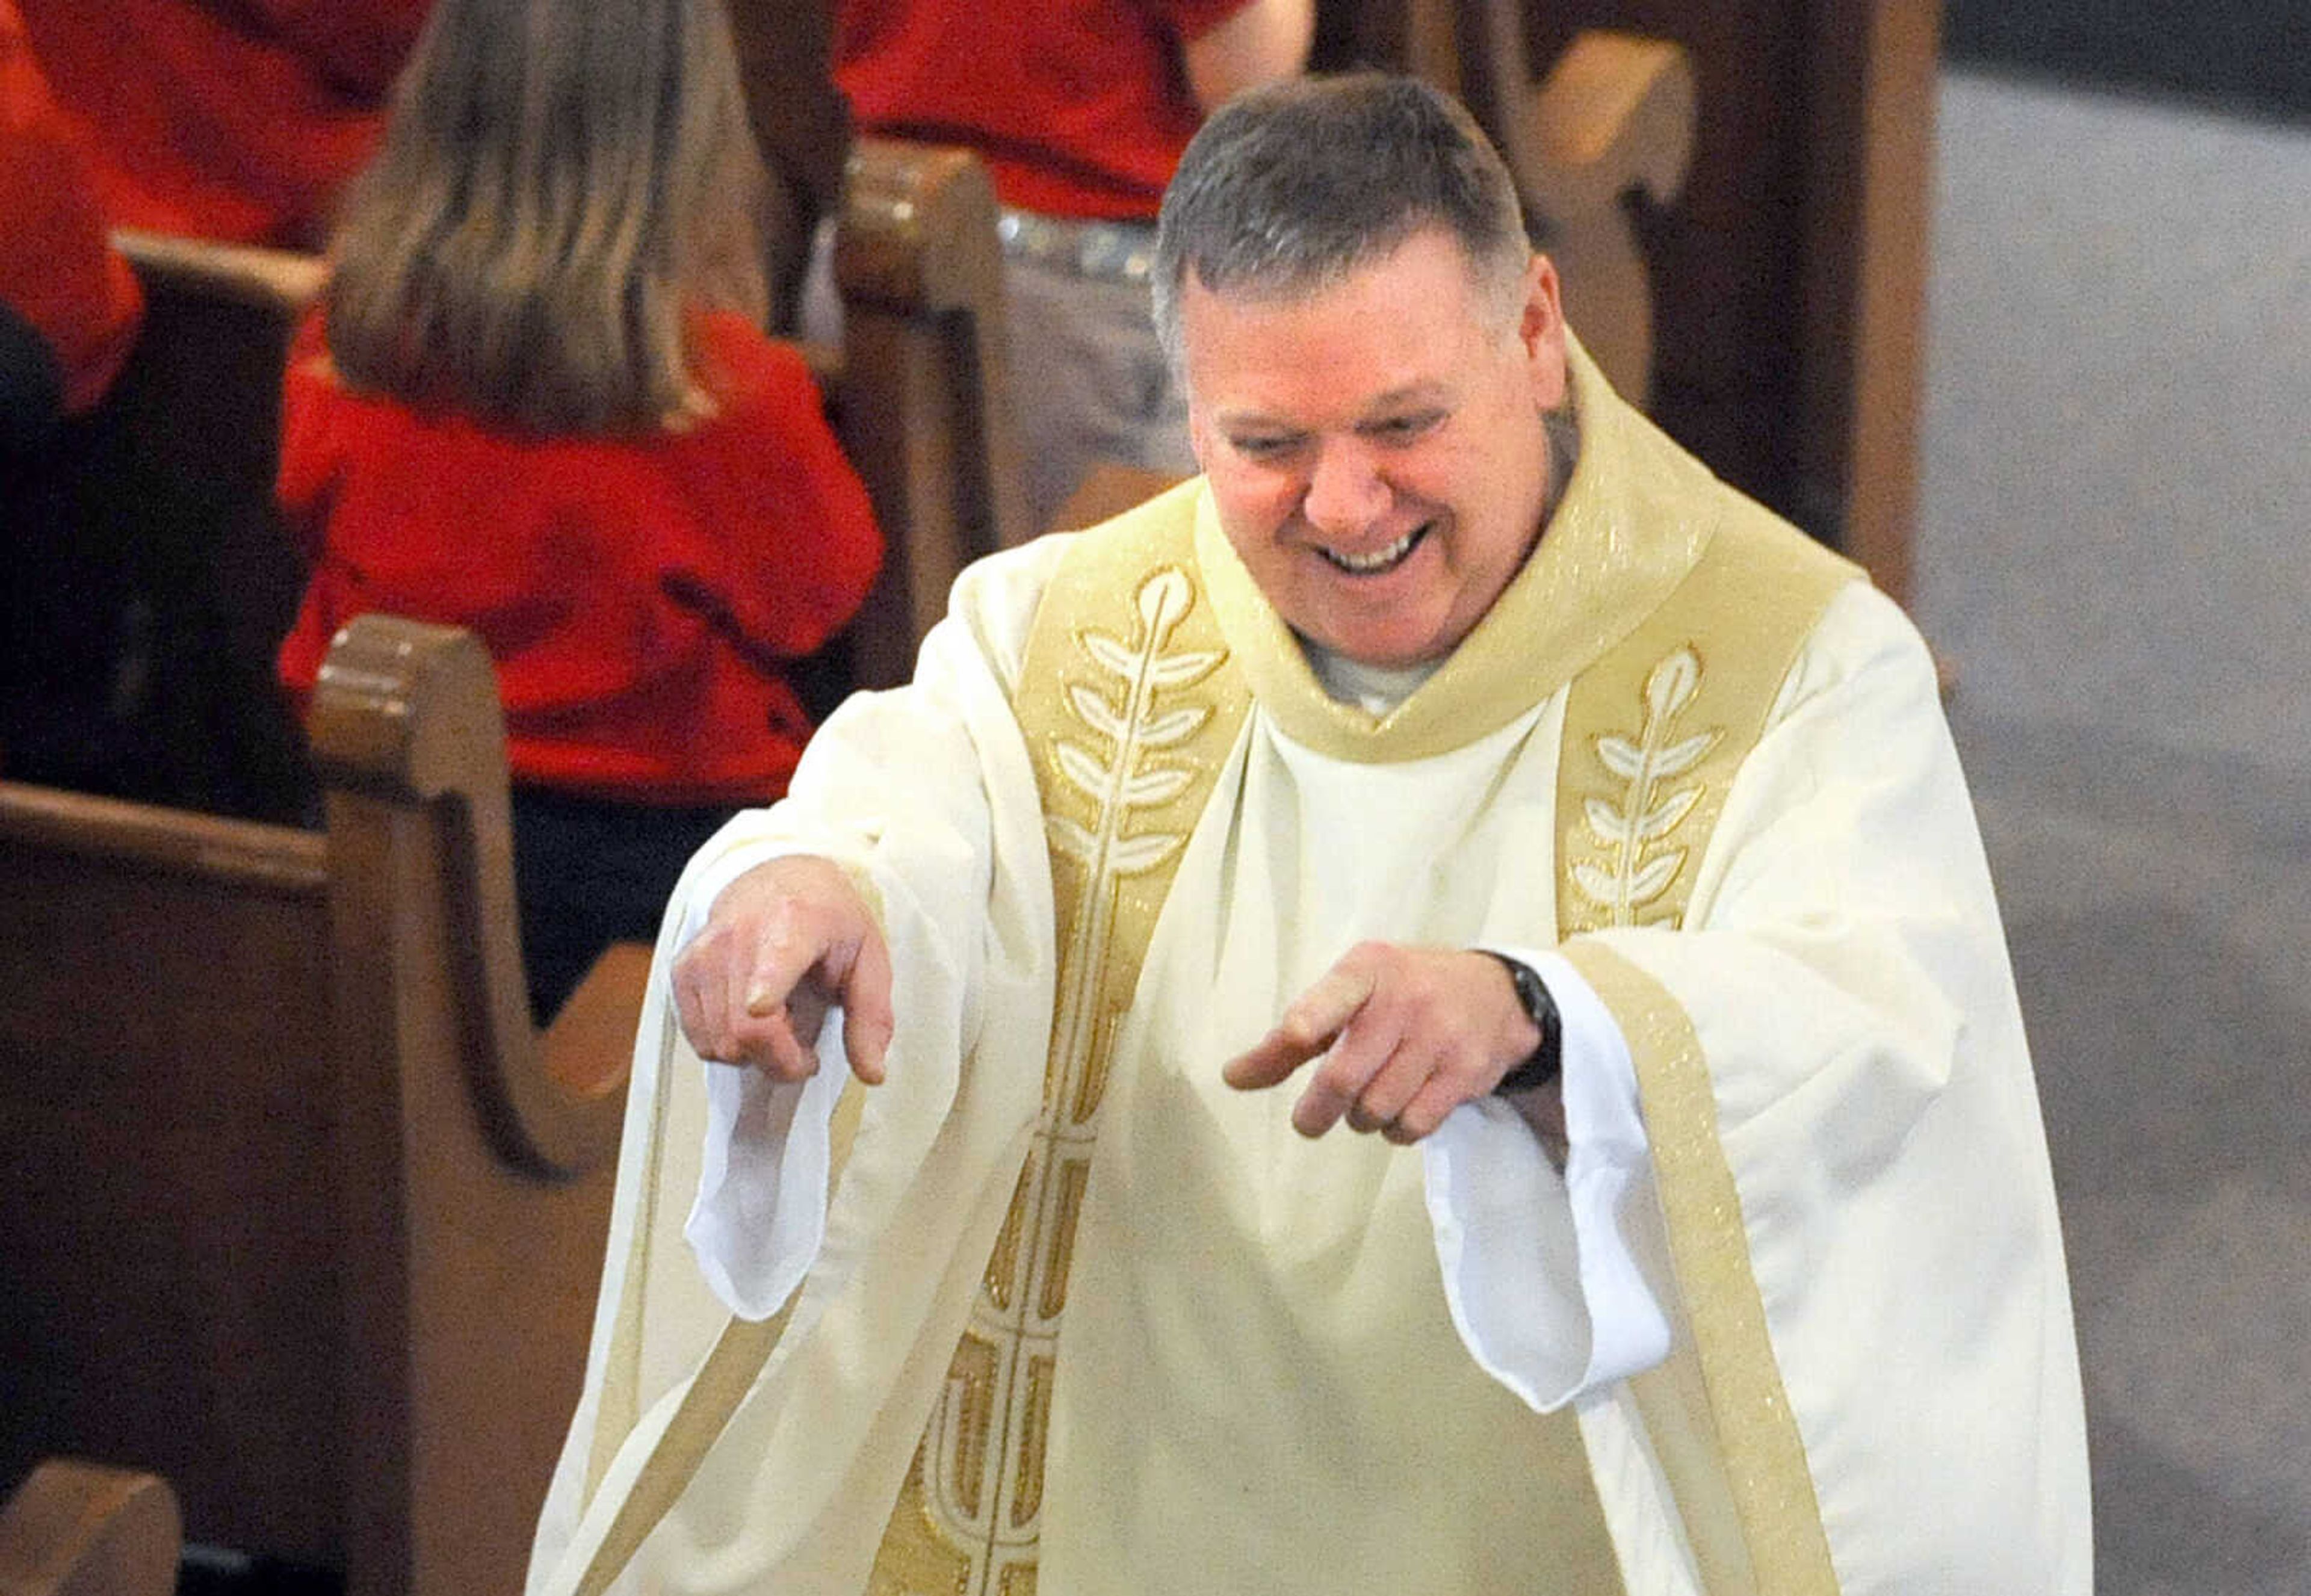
{"left": 1195, "top": 333, "right": 1722, "bottom": 764}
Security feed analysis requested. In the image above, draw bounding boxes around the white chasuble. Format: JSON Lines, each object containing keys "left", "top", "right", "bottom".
{"left": 526, "top": 336, "right": 2090, "bottom": 1596}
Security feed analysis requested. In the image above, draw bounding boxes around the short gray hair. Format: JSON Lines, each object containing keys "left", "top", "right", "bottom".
{"left": 1151, "top": 73, "right": 1530, "bottom": 368}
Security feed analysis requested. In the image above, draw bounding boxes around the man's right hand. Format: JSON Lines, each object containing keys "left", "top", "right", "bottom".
{"left": 669, "top": 856, "right": 896, "bottom": 1085}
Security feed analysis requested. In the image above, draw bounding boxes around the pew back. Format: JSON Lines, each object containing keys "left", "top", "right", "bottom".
{"left": 0, "top": 1459, "right": 181, "bottom": 1596}
{"left": 1, "top": 233, "right": 321, "bottom": 821}
{"left": 0, "top": 616, "right": 631, "bottom": 1596}
{"left": 824, "top": 137, "right": 1032, "bottom": 686}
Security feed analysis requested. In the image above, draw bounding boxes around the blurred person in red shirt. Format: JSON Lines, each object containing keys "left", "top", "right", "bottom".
{"left": 0, "top": 0, "right": 141, "bottom": 440}
{"left": 277, "top": 0, "right": 883, "bottom": 1022}
{"left": 808, "top": 0, "right": 1312, "bottom": 530}
{"left": 13, "top": 0, "right": 431, "bottom": 249}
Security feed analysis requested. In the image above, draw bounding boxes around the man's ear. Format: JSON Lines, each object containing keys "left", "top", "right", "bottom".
{"left": 1519, "top": 253, "right": 1570, "bottom": 412}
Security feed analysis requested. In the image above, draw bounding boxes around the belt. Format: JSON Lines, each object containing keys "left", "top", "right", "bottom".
{"left": 997, "top": 208, "right": 1158, "bottom": 285}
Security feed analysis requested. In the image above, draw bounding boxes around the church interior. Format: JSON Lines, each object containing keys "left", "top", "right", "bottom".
{"left": 1914, "top": 8, "right": 2310, "bottom": 1589}
{"left": 1, "top": 2, "right": 2304, "bottom": 1592}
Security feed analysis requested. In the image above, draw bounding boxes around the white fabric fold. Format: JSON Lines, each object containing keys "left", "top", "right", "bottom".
{"left": 1424, "top": 947, "right": 1670, "bottom": 1411}
{"left": 675, "top": 847, "right": 848, "bottom": 1322}
{"left": 684, "top": 1031, "right": 844, "bottom": 1322}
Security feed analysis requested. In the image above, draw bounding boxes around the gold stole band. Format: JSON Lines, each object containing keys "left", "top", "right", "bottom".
{"left": 871, "top": 505, "right": 1252, "bottom": 1594}
{"left": 1556, "top": 511, "right": 1857, "bottom": 1594}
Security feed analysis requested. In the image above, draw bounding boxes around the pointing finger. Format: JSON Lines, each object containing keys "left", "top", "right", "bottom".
{"left": 1221, "top": 1027, "right": 1322, "bottom": 1091}
{"left": 1222, "top": 965, "right": 1375, "bottom": 1092}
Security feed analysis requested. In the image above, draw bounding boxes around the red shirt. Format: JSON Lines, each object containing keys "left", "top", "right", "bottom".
{"left": 0, "top": 0, "right": 141, "bottom": 412}
{"left": 275, "top": 311, "right": 884, "bottom": 806}
{"left": 834, "top": 0, "right": 1254, "bottom": 221}
{"left": 15, "top": 0, "right": 430, "bottom": 247}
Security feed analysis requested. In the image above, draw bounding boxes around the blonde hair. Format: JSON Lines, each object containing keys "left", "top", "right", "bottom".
{"left": 324, "top": 0, "right": 771, "bottom": 433}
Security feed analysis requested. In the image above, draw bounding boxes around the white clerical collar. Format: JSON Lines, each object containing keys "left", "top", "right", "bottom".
{"left": 1303, "top": 643, "right": 1442, "bottom": 716}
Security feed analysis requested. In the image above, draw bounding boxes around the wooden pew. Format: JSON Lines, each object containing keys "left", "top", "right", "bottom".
{"left": 0, "top": 616, "right": 634, "bottom": 1596}
{"left": 1048, "top": 460, "right": 1186, "bottom": 536}
{"left": 818, "top": 137, "right": 1032, "bottom": 687}
{"left": 1409, "top": 0, "right": 1938, "bottom": 602}
{"left": 1, "top": 231, "right": 321, "bottom": 823}
{"left": 0, "top": 1460, "right": 181, "bottom": 1596}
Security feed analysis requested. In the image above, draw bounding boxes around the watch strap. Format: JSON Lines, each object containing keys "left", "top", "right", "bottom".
{"left": 1481, "top": 951, "right": 1563, "bottom": 1092}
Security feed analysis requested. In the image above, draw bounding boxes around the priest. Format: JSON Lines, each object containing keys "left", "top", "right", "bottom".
{"left": 528, "top": 72, "right": 2090, "bottom": 1595}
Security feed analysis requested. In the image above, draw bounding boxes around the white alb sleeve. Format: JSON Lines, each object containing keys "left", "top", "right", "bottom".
{"left": 673, "top": 531, "right": 1072, "bottom": 1324}
{"left": 1421, "top": 947, "right": 1671, "bottom": 1411}
{"left": 675, "top": 846, "right": 852, "bottom": 1321}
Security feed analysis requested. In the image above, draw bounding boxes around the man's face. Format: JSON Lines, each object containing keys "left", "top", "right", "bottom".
{"left": 1181, "top": 229, "right": 1569, "bottom": 669}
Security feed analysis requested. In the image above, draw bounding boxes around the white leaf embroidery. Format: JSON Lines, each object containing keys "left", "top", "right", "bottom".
{"left": 1107, "top": 832, "right": 1184, "bottom": 875}
{"left": 1051, "top": 568, "right": 1220, "bottom": 884}
{"left": 1068, "top": 684, "right": 1126, "bottom": 743}
{"left": 1571, "top": 644, "right": 1725, "bottom": 929}
{"left": 1054, "top": 741, "right": 1108, "bottom": 803}
{"left": 1638, "top": 787, "right": 1701, "bottom": 840}
{"left": 1644, "top": 647, "right": 1702, "bottom": 721}
{"left": 1119, "top": 766, "right": 1193, "bottom": 807}
{"left": 1595, "top": 734, "right": 1647, "bottom": 780}
{"left": 1649, "top": 728, "right": 1721, "bottom": 781}
{"left": 1143, "top": 649, "right": 1226, "bottom": 689}
{"left": 1571, "top": 861, "right": 1622, "bottom": 903}
{"left": 1046, "top": 814, "right": 1097, "bottom": 864}
{"left": 1584, "top": 796, "right": 1632, "bottom": 846}
{"left": 1078, "top": 631, "right": 1138, "bottom": 676}
{"left": 1626, "top": 849, "right": 1683, "bottom": 906}
{"left": 1133, "top": 705, "right": 1211, "bottom": 748}
{"left": 1136, "top": 569, "right": 1194, "bottom": 631}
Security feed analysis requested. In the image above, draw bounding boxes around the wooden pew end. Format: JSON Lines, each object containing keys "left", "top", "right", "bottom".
{"left": 1527, "top": 31, "right": 1698, "bottom": 211}
{"left": 1048, "top": 462, "right": 1186, "bottom": 536}
{"left": 542, "top": 941, "right": 655, "bottom": 1103}
{"left": 0, "top": 1460, "right": 181, "bottom": 1596}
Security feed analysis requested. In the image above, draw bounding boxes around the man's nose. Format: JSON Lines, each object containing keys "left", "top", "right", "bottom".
{"left": 1300, "top": 439, "right": 1389, "bottom": 536}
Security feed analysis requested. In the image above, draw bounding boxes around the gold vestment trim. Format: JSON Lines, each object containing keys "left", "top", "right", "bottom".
{"left": 1565, "top": 944, "right": 1843, "bottom": 1596}
{"left": 872, "top": 486, "right": 1252, "bottom": 1594}
{"left": 1554, "top": 497, "right": 1854, "bottom": 1592}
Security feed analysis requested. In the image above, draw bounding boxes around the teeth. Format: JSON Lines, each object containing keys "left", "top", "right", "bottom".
{"left": 1322, "top": 527, "right": 1421, "bottom": 573}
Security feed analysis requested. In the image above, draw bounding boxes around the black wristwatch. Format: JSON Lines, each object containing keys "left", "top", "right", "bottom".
{"left": 1482, "top": 951, "right": 1563, "bottom": 1093}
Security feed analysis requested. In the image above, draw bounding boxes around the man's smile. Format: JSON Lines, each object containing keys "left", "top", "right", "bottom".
{"left": 1316, "top": 522, "right": 1431, "bottom": 575}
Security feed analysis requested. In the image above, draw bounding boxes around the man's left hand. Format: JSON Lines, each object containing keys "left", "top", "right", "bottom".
{"left": 1221, "top": 942, "right": 1545, "bottom": 1144}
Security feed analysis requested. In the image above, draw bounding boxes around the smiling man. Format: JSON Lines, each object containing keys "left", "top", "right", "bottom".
{"left": 530, "top": 75, "right": 2090, "bottom": 1596}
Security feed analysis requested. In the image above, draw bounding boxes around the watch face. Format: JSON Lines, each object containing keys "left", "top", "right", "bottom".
{"left": 1511, "top": 962, "right": 1547, "bottom": 1023}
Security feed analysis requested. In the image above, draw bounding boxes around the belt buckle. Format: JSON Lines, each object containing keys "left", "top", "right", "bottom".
{"left": 1078, "top": 223, "right": 1151, "bottom": 285}
{"left": 1000, "top": 209, "right": 1151, "bottom": 285}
